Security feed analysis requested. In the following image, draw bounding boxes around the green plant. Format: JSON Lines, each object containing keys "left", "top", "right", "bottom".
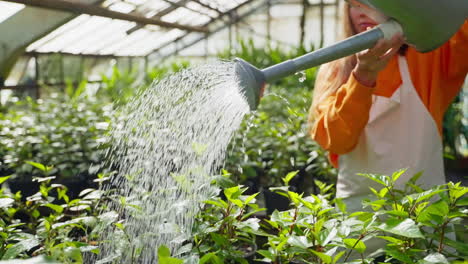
{"left": 99, "top": 66, "right": 147, "bottom": 106}
{"left": 0, "top": 93, "right": 112, "bottom": 183}
{"left": 188, "top": 181, "right": 267, "bottom": 264}
{"left": 0, "top": 161, "right": 116, "bottom": 263}
{"left": 257, "top": 170, "right": 468, "bottom": 263}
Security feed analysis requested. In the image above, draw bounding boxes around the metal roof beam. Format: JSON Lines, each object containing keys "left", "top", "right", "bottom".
{"left": 126, "top": 0, "right": 191, "bottom": 34}
{"left": 147, "top": 0, "right": 256, "bottom": 57}
{"left": 154, "top": 0, "right": 268, "bottom": 61}
{"left": 160, "top": 0, "right": 216, "bottom": 18}
{"left": 190, "top": 0, "right": 224, "bottom": 15}
{"left": 3, "top": 0, "right": 208, "bottom": 33}
{"left": 153, "top": 0, "right": 191, "bottom": 18}
{"left": 25, "top": 51, "right": 144, "bottom": 59}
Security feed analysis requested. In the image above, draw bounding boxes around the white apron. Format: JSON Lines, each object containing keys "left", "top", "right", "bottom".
{"left": 337, "top": 56, "right": 446, "bottom": 212}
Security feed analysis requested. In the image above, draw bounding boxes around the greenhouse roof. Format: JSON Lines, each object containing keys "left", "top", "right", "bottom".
{"left": 0, "top": 0, "right": 254, "bottom": 57}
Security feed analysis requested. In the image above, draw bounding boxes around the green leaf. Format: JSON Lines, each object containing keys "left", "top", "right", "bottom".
{"left": 282, "top": 171, "right": 299, "bottom": 186}
{"left": 421, "top": 253, "right": 449, "bottom": 264}
{"left": 385, "top": 246, "right": 415, "bottom": 264}
{"left": 224, "top": 186, "right": 242, "bottom": 201}
{"left": 230, "top": 199, "right": 243, "bottom": 208}
{"left": 332, "top": 251, "right": 346, "bottom": 264}
{"left": 199, "top": 253, "right": 222, "bottom": 264}
{"left": 0, "top": 176, "right": 11, "bottom": 185}
{"left": 418, "top": 200, "right": 449, "bottom": 223}
{"left": 44, "top": 203, "right": 64, "bottom": 214}
{"left": 378, "top": 218, "right": 424, "bottom": 238}
{"left": 114, "top": 223, "right": 125, "bottom": 230}
{"left": 322, "top": 228, "right": 338, "bottom": 246}
{"left": 25, "top": 161, "right": 47, "bottom": 172}
{"left": 386, "top": 210, "right": 409, "bottom": 218}
{"left": 210, "top": 233, "right": 229, "bottom": 247}
{"left": 343, "top": 238, "right": 366, "bottom": 253}
{"left": 159, "top": 256, "right": 183, "bottom": 264}
{"left": 64, "top": 246, "right": 82, "bottom": 262}
{"left": 157, "top": 245, "right": 183, "bottom": 264}
{"left": 358, "top": 173, "right": 390, "bottom": 186}
{"left": 204, "top": 200, "right": 226, "bottom": 209}
{"left": 403, "top": 189, "right": 445, "bottom": 204}
{"left": 456, "top": 196, "right": 468, "bottom": 206}
{"left": 3, "top": 238, "right": 40, "bottom": 259}
{"left": 257, "top": 249, "right": 274, "bottom": 261}
{"left": 335, "top": 198, "right": 346, "bottom": 213}
{"left": 244, "top": 193, "right": 259, "bottom": 204}
{"left": 288, "top": 191, "right": 301, "bottom": 206}
{"left": 391, "top": 169, "right": 406, "bottom": 182}
{"left": 408, "top": 171, "right": 423, "bottom": 185}
{"left": 379, "top": 187, "right": 389, "bottom": 198}
{"left": 25, "top": 161, "right": 53, "bottom": 172}
{"left": 0, "top": 198, "right": 14, "bottom": 208}
{"left": 377, "top": 236, "right": 404, "bottom": 245}
{"left": 441, "top": 236, "right": 468, "bottom": 253}
{"left": 310, "top": 250, "right": 332, "bottom": 264}
{"left": 287, "top": 236, "right": 313, "bottom": 248}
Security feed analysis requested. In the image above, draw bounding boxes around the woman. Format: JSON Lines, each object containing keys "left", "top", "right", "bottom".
{"left": 309, "top": 1, "right": 468, "bottom": 211}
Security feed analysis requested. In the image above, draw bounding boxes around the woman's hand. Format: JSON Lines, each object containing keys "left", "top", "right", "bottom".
{"left": 353, "top": 33, "right": 405, "bottom": 87}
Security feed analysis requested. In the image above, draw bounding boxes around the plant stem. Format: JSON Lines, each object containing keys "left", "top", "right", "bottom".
{"left": 438, "top": 221, "right": 449, "bottom": 253}
{"left": 288, "top": 207, "right": 299, "bottom": 235}
{"left": 343, "top": 233, "right": 365, "bottom": 262}
{"left": 386, "top": 186, "right": 398, "bottom": 209}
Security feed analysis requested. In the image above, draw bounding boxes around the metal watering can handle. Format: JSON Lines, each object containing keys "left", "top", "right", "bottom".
{"left": 262, "top": 19, "right": 403, "bottom": 83}
{"left": 235, "top": 20, "right": 403, "bottom": 110}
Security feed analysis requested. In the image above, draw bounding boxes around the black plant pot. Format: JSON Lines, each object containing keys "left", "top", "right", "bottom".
{"left": 8, "top": 173, "right": 97, "bottom": 200}
{"left": 242, "top": 242, "right": 258, "bottom": 263}
{"left": 263, "top": 189, "right": 290, "bottom": 215}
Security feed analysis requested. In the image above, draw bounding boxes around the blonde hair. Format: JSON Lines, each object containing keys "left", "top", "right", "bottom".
{"left": 308, "top": 2, "right": 357, "bottom": 124}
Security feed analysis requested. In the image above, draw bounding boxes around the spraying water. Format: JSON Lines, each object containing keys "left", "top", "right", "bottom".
{"left": 95, "top": 61, "right": 250, "bottom": 263}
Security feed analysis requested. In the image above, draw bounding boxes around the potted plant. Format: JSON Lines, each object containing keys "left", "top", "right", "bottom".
{"left": 258, "top": 170, "right": 468, "bottom": 263}
{"left": 187, "top": 185, "right": 267, "bottom": 263}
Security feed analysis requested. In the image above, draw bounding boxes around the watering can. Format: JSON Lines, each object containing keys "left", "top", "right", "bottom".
{"left": 235, "top": 0, "right": 468, "bottom": 110}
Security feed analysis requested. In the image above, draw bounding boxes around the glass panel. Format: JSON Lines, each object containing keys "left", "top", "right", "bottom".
{"left": 0, "top": 2, "right": 25, "bottom": 24}
{"left": 108, "top": 1, "right": 136, "bottom": 13}
{"left": 125, "top": 0, "right": 146, "bottom": 5}
{"left": 37, "top": 54, "right": 62, "bottom": 84}
{"left": 160, "top": 7, "right": 191, "bottom": 23}
{"left": 65, "top": 20, "right": 136, "bottom": 54}
{"left": 36, "top": 17, "right": 112, "bottom": 53}
{"left": 27, "top": 15, "right": 91, "bottom": 52}
{"left": 100, "top": 28, "right": 152, "bottom": 55}
{"left": 115, "top": 31, "right": 168, "bottom": 56}
{"left": 185, "top": 1, "right": 219, "bottom": 18}
{"left": 5, "top": 56, "right": 30, "bottom": 86}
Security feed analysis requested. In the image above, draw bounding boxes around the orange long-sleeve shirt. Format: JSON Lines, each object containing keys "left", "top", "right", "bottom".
{"left": 311, "top": 20, "right": 468, "bottom": 168}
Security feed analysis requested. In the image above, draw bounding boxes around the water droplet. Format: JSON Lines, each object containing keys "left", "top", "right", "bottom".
{"left": 295, "top": 71, "right": 307, "bottom": 83}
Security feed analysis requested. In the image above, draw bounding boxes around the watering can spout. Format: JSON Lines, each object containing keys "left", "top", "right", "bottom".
{"left": 234, "top": 58, "right": 265, "bottom": 110}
